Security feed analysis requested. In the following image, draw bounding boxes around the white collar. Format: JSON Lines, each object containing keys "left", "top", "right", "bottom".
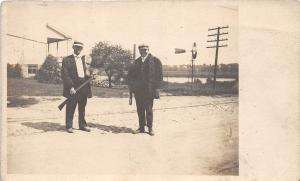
{"left": 141, "top": 54, "right": 149, "bottom": 62}
{"left": 73, "top": 53, "right": 82, "bottom": 59}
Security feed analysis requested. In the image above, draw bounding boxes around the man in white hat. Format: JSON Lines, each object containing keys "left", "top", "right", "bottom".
{"left": 128, "top": 44, "right": 163, "bottom": 136}
{"left": 61, "top": 41, "right": 92, "bottom": 133}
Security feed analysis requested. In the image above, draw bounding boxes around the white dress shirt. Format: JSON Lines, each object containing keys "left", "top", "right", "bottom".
{"left": 73, "top": 54, "right": 85, "bottom": 78}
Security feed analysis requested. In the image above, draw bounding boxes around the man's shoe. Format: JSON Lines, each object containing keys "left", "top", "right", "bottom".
{"left": 132, "top": 128, "right": 145, "bottom": 134}
{"left": 80, "top": 127, "right": 91, "bottom": 132}
{"left": 66, "top": 128, "right": 74, "bottom": 133}
{"left": 148, "top": 129, "right": 155, "bottom": 136}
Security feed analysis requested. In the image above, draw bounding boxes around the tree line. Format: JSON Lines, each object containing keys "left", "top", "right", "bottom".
{"left": 8, "top": 41, "right": 238, "bottom": 86}
{"left": 163, "top": 63, "right": 238, "bottom": 73}
{"left": 163, "top": 63, "right": 238, "bottom": 78}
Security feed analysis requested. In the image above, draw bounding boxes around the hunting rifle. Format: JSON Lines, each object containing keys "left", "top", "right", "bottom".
{"left": 58, "top": 76, "right": 94, "bottom": 110}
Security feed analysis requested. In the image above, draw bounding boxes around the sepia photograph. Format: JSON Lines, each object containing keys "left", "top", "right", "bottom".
{"left": 1, "top": 0, "right": 298, "bottom": 181}
{"left": 2, "top": 1, "right": 238, "bottom": 176}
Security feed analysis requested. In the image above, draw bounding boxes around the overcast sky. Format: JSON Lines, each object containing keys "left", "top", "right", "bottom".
{"left": 4, "top": 1, "right": 238, "bottom": 65}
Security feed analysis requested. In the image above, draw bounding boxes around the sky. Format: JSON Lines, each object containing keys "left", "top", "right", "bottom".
{"left": 3, "top": 1, "right": 238, "bottom": 65}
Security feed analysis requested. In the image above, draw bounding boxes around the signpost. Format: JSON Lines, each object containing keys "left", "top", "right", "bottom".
{"left": 191, "top": 42, "right": 197, "bottom": 85}
{"left": 175, "top": 42, "right": 197, "bottom": 87}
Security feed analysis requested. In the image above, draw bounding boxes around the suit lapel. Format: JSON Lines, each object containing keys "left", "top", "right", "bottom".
{"left": 144, "top": 54, "right": 151, "bottom": 63}
{"left": 81, "top": 56, "right": 86, "bottom": 77}
{"left": 70, "top": 55, "right": 79, "bottom": 77}
{"left": 147, "top": 54, "right": 155, "bottom": 81}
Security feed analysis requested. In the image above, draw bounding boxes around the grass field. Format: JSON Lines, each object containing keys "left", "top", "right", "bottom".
{"left": 7, "top": 78, "right": 238, "bottom": 107}
{"left": 7, "top": 78, "right": 129, "bottom": 107}
{"left": 8, "top": 78, "right": 238, "bottom": 96}
{"left": 8, "top": 78, "right": 128, "bottom": 97}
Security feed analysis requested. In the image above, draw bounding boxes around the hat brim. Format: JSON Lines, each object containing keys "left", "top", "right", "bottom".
{"left": 138, "top": 47, "right": 149, "bottom": 50}
{"left": 73, "top": 44, "right": 83, "bottom": 48}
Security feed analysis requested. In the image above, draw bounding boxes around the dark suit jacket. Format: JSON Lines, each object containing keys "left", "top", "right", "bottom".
{"left": 61, "top": 55, "right": 92, "bottom": 98}
{"left": 128, "top": 53, "right": 163, "bottom": 98}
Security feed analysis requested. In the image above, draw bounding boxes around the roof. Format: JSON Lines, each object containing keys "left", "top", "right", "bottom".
{"left": 46, "top": 24, "right": 72, "bottom": 40}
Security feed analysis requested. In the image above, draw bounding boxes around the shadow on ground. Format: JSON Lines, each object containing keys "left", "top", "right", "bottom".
{"left": 7, "top": 96, "right": 39, "bottom": 107}
{"left": 21, "top": 122, "right": 65, "bottom": 132}
{"left": 21, "top": 122, "right": 134, "bottom": 134}
{"left": 88, "top": 122, "right": 134, "bottom": 134}
{"left": 209, "top": 160, "right": 239, "bottom": 175}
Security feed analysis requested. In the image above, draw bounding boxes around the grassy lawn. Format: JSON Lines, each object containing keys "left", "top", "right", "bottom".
{"left": 162, "top": 81, "right": 238, "bottom": 96}
{"left": 7, "top": 78, "right": 238, "bottom": 98}
{"left": 7, "top": 78, "right": 128, "bottom": 97}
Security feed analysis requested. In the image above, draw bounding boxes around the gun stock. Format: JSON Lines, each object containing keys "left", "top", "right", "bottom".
{"left": 58, "top": 98, "right": 68, "bottom": 110}
{"left": 58, "top": 76, "right": 94, "bottom": 111}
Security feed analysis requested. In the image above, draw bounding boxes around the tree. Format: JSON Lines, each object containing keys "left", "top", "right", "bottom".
{"left": 90, "top": 41, "right": 132, "bottom": 87}
{"left": 7, "top": 63, "right": 16, "bottom": 78}
{"left": 14, "top": 64, "right": 23, "bottom": 78}
{"left": 36, "top": 55, "right": 62, "bottom": 84}
{"left": 7, "top": 63, "right": 23, "bottom": 78}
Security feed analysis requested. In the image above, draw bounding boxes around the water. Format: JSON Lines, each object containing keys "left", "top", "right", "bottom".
{"left": 164, "top": 77, "right": 236, "bottom": 83}
{"left": 97, "top": 75, "right": 236, "bottom": 84}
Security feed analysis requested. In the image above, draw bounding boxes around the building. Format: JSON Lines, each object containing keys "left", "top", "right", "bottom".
{"left": 6, "top": 24, "right": 72, "bottom": 77}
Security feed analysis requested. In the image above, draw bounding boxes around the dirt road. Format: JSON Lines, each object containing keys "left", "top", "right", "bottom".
{"left": 7, "top": 96, "right": 238, "bottom": 175}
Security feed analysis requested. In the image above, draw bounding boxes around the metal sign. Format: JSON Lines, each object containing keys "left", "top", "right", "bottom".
{"left": 175, "top": 48, "right": 186, "bottom": 54}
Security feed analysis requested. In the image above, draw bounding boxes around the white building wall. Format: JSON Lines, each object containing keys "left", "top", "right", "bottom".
{"left": 6, "top": 36, "right": 70, "bottom": 78}
{"left": 48, "top": 40, "right": 71, "bottom": 57}
{"left": 6, "top": 36, "right": 47, "bottom": 65}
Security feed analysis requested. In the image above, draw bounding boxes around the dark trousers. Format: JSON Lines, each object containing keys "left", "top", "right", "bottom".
{"left": 65, "top": 79, "right": 88, "bottom": 129}
{"left": 134, "top": 92, "right": 154, "bottom": 129}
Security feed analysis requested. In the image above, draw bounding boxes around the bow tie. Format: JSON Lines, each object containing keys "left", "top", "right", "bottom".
{"left": 74, "top": 55, "right": 82, "bottom": 59}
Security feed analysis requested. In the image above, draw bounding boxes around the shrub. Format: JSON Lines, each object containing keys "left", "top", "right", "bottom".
{"left": 7, "top": 63, "right": 15, "bottom": 78}
{"left": 14, "top": 64, "right": 23, "bottom": 78}
{"left": 36, "top": 55, "right": 62, "bottom": 84}
{"left": 7, "top": 63, "right": 23, "bottom": 78}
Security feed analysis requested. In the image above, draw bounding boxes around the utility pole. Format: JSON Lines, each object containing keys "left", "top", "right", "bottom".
{"left": 133, "top": 44, "right": 136, "bottom": 62}
{"left": 207, "top": 26, "right": 229, "bottom": 94}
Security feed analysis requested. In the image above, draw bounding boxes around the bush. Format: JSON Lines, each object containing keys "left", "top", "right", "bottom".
{"left": 7, "top": 63, "right": 15, "bottom": 78}
{"left": 14, "top": 64, "right": 23, "bottom": 78}
{"left": 7, "top": 63, "right": 23, "bottom": 78}
{"left": 36, "top": 55, "right": 62, "bottom": 84}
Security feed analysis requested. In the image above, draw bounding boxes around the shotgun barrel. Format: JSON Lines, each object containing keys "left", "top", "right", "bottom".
{"left": 58, "top": 76, "right": 94, "bottom": 111}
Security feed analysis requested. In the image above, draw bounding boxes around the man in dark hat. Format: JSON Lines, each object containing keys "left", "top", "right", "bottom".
{"left": 61, "top": 41, "right": 92, "bottom": 133}
{"left": 128, "top": 44, "right": 163, "bottom": 136}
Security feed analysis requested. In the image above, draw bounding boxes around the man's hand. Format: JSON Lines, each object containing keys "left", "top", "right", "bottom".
{"left": 70, "top": 87, "right": 76, "bottom": 95}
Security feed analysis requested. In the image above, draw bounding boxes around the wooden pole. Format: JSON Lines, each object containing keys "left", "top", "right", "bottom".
{"left": 207, "top": 26, "right": 229, "bottom": 95}
{"left": 213, "top": 27, "right": 220, "bottom": 93}
{"left": 56, "top": 42, "right": 59, "bottom": 56}
{"left": 133, "top": 44, "right": 136, "bottom": 61}
{"left": 191, "top": 57, "right": 194, "bottom": 90}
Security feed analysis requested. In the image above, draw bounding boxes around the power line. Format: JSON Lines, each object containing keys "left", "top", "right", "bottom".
{"left": 206, "top": 26, "right": 229, "bottom": 94}
{"left": 7, "top": 33, "right": 47, "bottom": 44}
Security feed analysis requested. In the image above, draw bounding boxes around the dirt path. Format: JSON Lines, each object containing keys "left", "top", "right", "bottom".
{"left": 7, "top": 96, "right": 238, "bottom": 175}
